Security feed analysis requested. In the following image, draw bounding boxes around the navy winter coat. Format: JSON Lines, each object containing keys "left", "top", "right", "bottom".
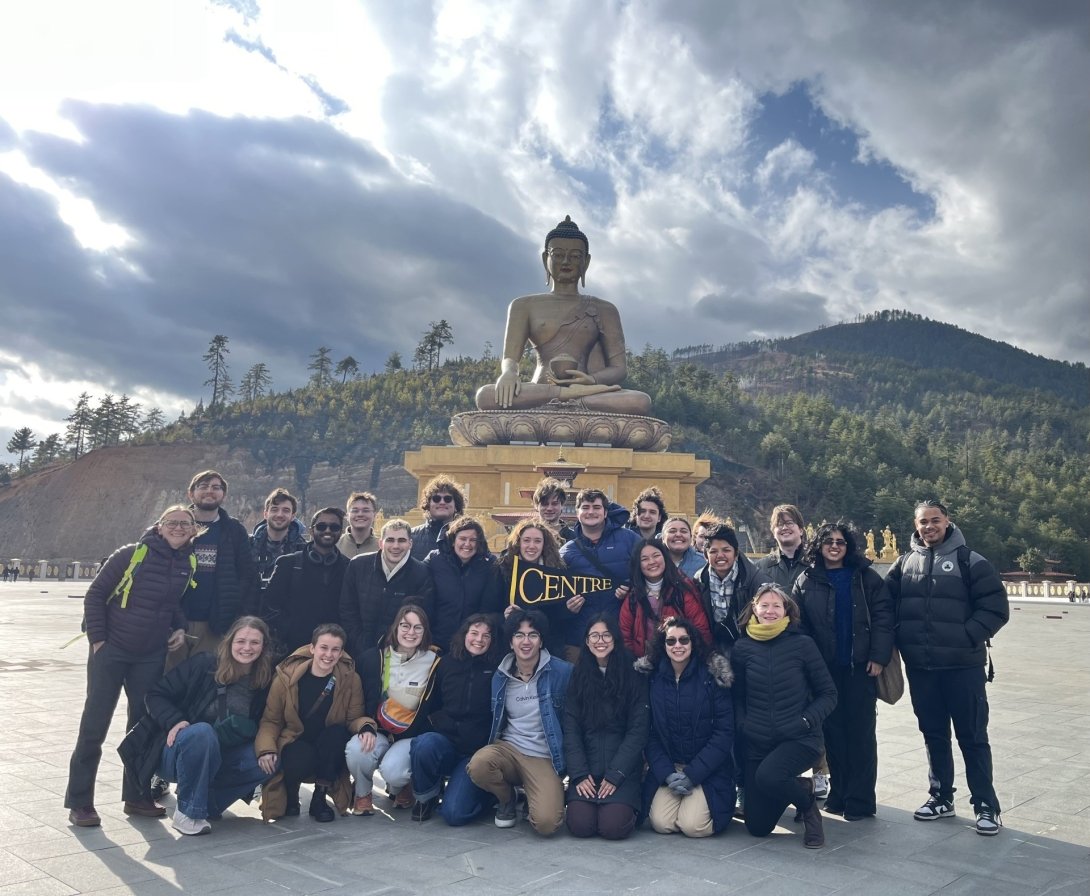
{"left": 639, "top": 652, "right": 736, "bottom": 833}
{"left": 560, "top": 508, "right": 640, "bottom": 644}
{"left": 423, "top": 545, "right": 505, "bottom": 652}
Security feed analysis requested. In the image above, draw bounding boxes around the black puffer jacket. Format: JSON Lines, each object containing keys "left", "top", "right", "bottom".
{"left": 410, "top": 518, "right": 448, "bottom": 561}
{"left": 794, "top": 560, "right": 895, "bottom": 667}
{"left": 338, "top": 552, "right": 435, "bottom": 659}
{"left": 84, "top": 530, "right": 192, "bottom": 655}
{"left": 423, "top": 545, "right": 505, "bottom": 652}
{"left": 754, "top": 546, "right": 807, "bottom": 591}
{"left": 885, "top": 525, "right": 1008, "bottom": 670}
{"left": 264, "top": 548, "right": 349, "bottom": 654}
{"left": 731, "top": 623, "right": 837, "bottom": 751}
{"left": 425, "top": 651, "right": 498, "bottom": 757}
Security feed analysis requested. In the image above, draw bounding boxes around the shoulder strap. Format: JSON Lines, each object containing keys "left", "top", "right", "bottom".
{"left": 571, "top": 538, "right": 614, "bottom": 580}
{"left": 303, "top": 675, "right": 336, "bottom": 720}
{"left": 217, "top": 684, "right": 228, "bottom": 721}
{"left": 107, "top": 544, "right": 148, "bottom": 609}
{"left": 956, "top": 544, "right": 972, "bottom": 591}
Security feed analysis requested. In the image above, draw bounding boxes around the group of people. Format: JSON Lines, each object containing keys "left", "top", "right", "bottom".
{"left": 2, "top": 564, "right": 26, "bottom": 581}
{"left": 65, "top": 469, "right": 1009, "bottom": 849}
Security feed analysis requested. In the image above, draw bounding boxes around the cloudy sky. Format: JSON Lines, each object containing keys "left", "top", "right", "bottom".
{"left": 1, "top": 0, "right": 1087, "bottom": 456}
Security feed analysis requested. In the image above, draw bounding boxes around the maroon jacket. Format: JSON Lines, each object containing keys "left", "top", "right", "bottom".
{"left": 84, "top": 530, "right": 191, "bottom": 655}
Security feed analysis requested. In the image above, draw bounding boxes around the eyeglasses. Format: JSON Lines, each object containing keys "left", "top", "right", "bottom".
{"left": 160, "top": 520, "right": 196, "bottom": 531}
{"left": 664, "top": 636, "right": 691, "bottom": 646}
{"left": 587, "top": 632, "right": 614, "bottom": 643}
{"left": 313, "top": 522, "right": 343, "bottom": 533}
{"left": 822, "top": 538, "right": 847, "bottom": 547}
{"left": 512, "top": 631, "right": 542, "bottom": 641}
{"left": 430, "top": 494, "right": 455, "bottom": 504}
{"left": 398, "top": 623, "right": 424, "bottom": 633}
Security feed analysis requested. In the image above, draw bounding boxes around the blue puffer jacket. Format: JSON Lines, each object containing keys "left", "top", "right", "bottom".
{"left": 885, "top": 525, "right": 1008, "bottom": 670}
{"left": 638, "top": 652, "right": 735, "bottom": 833}
{"left": 424, "top": 544, "right": 504, "bottom": 653}
{"left": 559, "top": 507, "right": 640, "bottom": 644}
{"left": 486, "top": 651, "right": 573, "bottom": 775}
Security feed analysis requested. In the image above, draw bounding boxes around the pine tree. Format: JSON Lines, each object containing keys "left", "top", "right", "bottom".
{"left": 6, "top": 427, "right": 37, "bottom": 470}
{"left": 203, "top": 335, "right": 233, "bottom": 408}
{"left": 308, "top": 347, "right": 334, "bottom": 389}
{"left": 239, "top": 363, "right": 272, "bottom": 405}
{"left": 335, "top": 356, "right": 360, "bottom": 384}
{"left": 64, "top": 392, "right": 93, "bottom": 459}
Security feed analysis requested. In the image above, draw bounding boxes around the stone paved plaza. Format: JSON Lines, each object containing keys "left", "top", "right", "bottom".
{"left": 0, "top": 582, "right": 1087, "bottom": 895}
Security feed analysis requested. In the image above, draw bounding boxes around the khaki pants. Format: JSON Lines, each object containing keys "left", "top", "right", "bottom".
{"left": 164, "top": 621, "right": 220, "bottom": 672}
{"left": 467, "top": 740, "right": 564, "bottom": 836}
{"left": 649, "top": 782, "right": 713, "bottom": 838}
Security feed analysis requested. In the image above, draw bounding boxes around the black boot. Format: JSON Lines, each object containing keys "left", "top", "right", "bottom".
{"left": 284, "top": 783, "right": 301, "bottom": 817}
{"left": 309, "top": 785, "right": 334, "bottom": 823}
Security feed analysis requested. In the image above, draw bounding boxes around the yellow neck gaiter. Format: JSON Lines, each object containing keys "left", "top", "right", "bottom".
{"left": 746, "top": 616, "right": 790, "bottom": 641}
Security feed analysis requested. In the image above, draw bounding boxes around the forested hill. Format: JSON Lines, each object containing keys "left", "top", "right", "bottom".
{"left": 4, "top": 314, "right": 1088, "bottom": 578}
{"left": 682, "top": 312, "right": 1088, "bottom": 405}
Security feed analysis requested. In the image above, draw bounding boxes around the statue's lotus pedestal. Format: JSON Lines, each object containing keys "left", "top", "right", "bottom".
{"left": 450, "top": 410, "right": 672, "bottom": 453}
{"left": 403, "top": 443, "right": 710, "bottom": 552}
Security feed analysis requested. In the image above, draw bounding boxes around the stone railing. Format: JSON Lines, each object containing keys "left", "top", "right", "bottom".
{"left": 1005, "top": 580, "right": 1088, "bottom": 601}
{"left": 3, "top": 560, "right": 100, "bottom": 581}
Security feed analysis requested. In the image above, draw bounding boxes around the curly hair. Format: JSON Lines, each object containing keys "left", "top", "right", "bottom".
{"left": 802, "top": 520, "right": 863, "bottom": 568}
{"left": 630, "top": 487, "right": 667, "bottom": 534}
{"left": 645, "top": 616, "right": 707, "bottom": 669}
{"left": 419, "top": 474, "right": 466, "bottom": 515}
{"left": 447, "top": 613, "right": 503, "bottom": 663}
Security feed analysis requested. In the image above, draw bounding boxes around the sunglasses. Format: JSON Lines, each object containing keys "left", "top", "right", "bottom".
{"left": 430, "top": 494, "right": 455, "bottom": 504}
{"left": 822, "top": 538, "right": 847, "bottom": 547}
{"left": 313, "top": 522, "right": 343, "bottom": 533}
{"left": 665, "top": 636, "right": 691, "bottom": 646}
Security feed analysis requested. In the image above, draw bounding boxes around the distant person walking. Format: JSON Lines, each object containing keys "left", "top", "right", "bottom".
{"left": 65, "top": 505, "right": 198, "bottom": 827}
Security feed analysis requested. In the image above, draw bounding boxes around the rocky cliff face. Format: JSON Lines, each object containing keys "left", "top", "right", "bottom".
{"left": 0, "top": 444, "right": 419, "bottom": 561}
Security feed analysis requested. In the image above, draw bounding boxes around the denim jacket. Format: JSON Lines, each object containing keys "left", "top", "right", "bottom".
{"left": 487, "top": 650, "right": 573, "bottom": 775}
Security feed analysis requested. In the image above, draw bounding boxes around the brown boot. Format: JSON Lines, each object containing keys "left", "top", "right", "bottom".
{"left": 802, "top": 788, "right": 825, "bottom": 848}
{"left": 394, "top": 783, "right": 414, "bottom": 809}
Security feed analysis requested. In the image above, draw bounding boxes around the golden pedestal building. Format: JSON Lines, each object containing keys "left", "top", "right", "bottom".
{"left": 403, "top": 444, "right": 710, "bottom": 551}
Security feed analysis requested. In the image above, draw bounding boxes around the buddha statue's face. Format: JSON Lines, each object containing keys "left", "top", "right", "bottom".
{"left": 542, "top": 236, "right": 590, "bottom": 285}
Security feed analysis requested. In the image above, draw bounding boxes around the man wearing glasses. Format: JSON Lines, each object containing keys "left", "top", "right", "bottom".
{"left": 411, "top": 475, "right": 466, "bottom": 560}
{"left": 169, "top": 470, "right": 257, "bottom": 670}
{"left": 340, "top": 519, "right": 435, "bottom": 661}
{"left": 468, "top": 609, "right": 572, "bottom": 835}
{"left": 263, "top": 508, "right": 350, "bottom": 656}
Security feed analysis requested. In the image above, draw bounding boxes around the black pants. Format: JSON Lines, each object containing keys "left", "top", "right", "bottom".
{"left": 744, "top": 739, "right": 821, "bottom": 837}
{"left": 906, "top": 665, "right": 999, "bottom": 811}
{"left": 280, "top": 724, "right": 350, "bottom": 789}
{"left": 823, "top": 664, "right": 878, "bottom": 815}
{"left": 65, "top": 643, "right": 166, "bottom": 807}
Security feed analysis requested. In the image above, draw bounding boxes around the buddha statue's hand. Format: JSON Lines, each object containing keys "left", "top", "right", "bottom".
{"left": 494, "top": 369, "right": 522, "bottom": 408}
{"left": 548, "top": 368, "right": 596, "bottom": 386}
{"left": 556, "top": 383, "right": 621, "bottom": 399}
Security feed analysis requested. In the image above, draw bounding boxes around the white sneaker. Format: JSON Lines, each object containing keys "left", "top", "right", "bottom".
{"left": 172, "top": 810, "right": 211, "bottom": 836}
{"left": 812, "top": 774, "right": 830, "bottom": 800}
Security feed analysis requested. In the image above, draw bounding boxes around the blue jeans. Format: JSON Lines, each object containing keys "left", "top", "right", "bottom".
{"left": 410, "top": 732, "right": 492, "bottom": 826}
{"left": 159, "top": 722, "right": 271, "bottom": 820}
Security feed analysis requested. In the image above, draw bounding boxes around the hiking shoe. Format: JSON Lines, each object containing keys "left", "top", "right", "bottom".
{"left": 353, "top": 794, "right": 374, "bottom": 816}
{"left": 393, "top": 784, "right": 414, "bottom": 810}
{"left": 914, "top": 796, "right": 955, "bottom": 820}
{"left": 495, "top": 797, "right": 518, "bottom": 828}
{"left": 812, "top": 774, "right": 830, "bottom": 800}
{"left": 171, "top": 810, "right": 211, "bottom": 836}
{"left": 975, "top": 804, "right": 1002, "bottom": 836}
{"left": 309, "top": 789, "right": 334, "bottom": 823}
{"left": 69, "top": 806, "right": 101, "bottom": 827}
{"left": 150, "top": 775, "right": 170, "bottom": 800}
{"left": 411, "top": 795, "right": 439, "bottom": 822}
{"left": 123, "top": 800, "right": 166, "bottom": 818}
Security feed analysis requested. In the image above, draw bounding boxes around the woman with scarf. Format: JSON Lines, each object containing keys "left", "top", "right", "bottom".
{"left": 731, "top": 584, "right": 837, "bottom": 848}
